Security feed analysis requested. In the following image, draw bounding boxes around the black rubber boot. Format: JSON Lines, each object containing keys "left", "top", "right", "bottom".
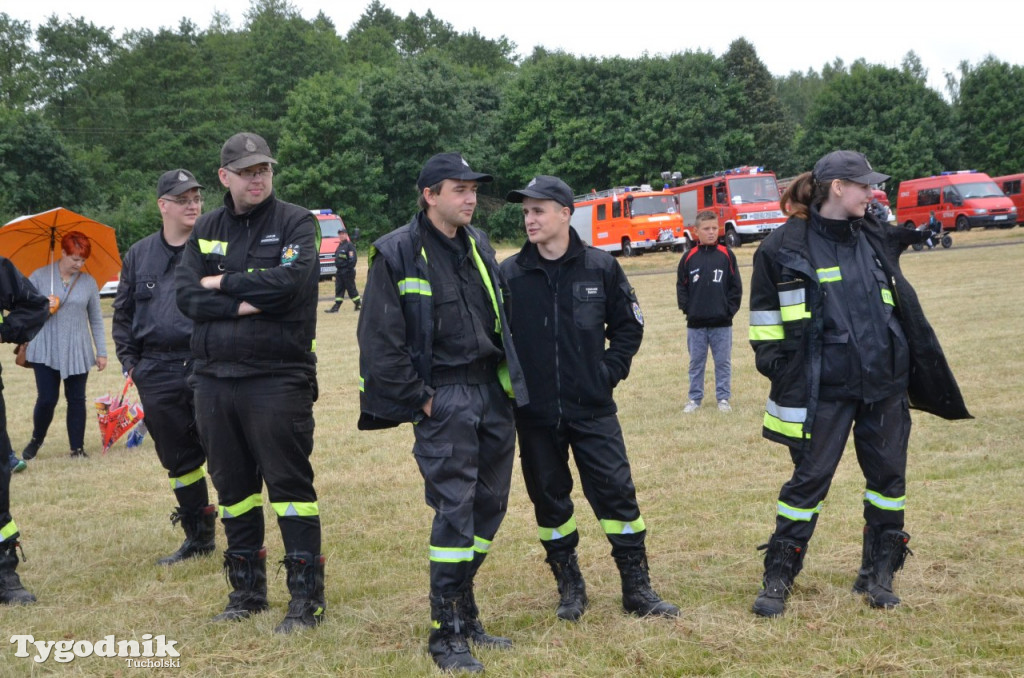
{"left": 615, "top": 552, "right": 680, "bottom": 618}
{"left": 274, "top": 553, "right": 326, "bottom": 633}
{"left": 21, "top": 438, "right": 42, "bottom": 461}
{"left": 546, "top": 551, "right": 589, "bottom": 622}
{"left": 428, "top": 593, "right": 484, "bottom": 673}
{"left": 212, "top": 547, "right": 269, "bottom": 621}
{"left": 751, "top": 537, "right": 806, "bottom": 618}
{"left": 157, "top": 504, "right": 217, "bottom": 566}
{"left": 458, "top": 584, "right": 512, "bottom": 649}
{"left": 852, "top": 525, "right": 876, "bottom": 594}
{"left": 324, "top": 302, "right": 341, "bottom": 313}
{"left": 0, "top": 540, "right": 36, "bottom": 605}
{"left": 865, "top": 529, "right": 913, "bottom": 609}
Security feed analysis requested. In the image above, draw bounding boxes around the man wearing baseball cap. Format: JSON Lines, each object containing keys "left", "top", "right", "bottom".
{"left": 176, "top": 133, "right": 326, "bottom": 634}
{"left": 500, "top": 175, "right": 680, "bottom": 624}
{"left": 748, "top": 150, "right": 970, "bottom": 618}
{"left": 357, "top": 152, "right": 528, "bottom": 673}
{"left": 114, "top": 169, "right": 219, "bottom": 570}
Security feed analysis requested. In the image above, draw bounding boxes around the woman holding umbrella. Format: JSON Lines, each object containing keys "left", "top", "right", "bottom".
{"left": 20, "top": 231, "right": 107, "bottom": 461}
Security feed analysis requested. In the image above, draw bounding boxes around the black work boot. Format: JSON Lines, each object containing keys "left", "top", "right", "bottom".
{"left": 458, "top": 584, "right": 512, "bottom": 649}
{"left": 157, "top": 504, "right": 217, "bottom": 566}
{"left": 21, "top": 437, "right": 42, "bottom": 461}
{"left": 212, "top": 547, "right": 269, "bottom": 621}
{"left": 852, "top": 525, "right": 876, "bottom": 594}
{"left": 615, "top": 552, "right": 680, "bottom": 618}
{"left": 0, "top": 541, "right": 36, "bottom": 605}
{"left": 428, "top": 593, "right": 484, "bottom": 673}
{"left": 751, "top": 537, "right": 805, "bottom": 618}
{"left": 274, "top": 553, "right": 326, "bottom": 633}
{"left": 353, "top": 299, "right": 361, "bottom": 311}
{"left": 546, "top": 551, "right": 589, "bottom": 621}
{"left": 324, "top": 301, "right": 341, "bottom": 313}
{"left": 865, "top": 529, "right": 913, "bottom": 609}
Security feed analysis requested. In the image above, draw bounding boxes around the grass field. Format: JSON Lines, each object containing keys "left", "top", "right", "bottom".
{"left": 1, "top": 226, "right": 1022, "bottom": 677}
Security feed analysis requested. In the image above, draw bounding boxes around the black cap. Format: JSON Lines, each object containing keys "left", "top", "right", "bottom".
{"left": 813, "top": 150, "right": 890, "bottom": 185}
{"left": 417, "top": 152, "right": 493, "bottom": 190}
{"left": 221, "top": 132, "right": 277, "bottom": 170}
{"left": 506, "top": 175, "right": 575, "bottom": 214}
{"left": 157, "top": 169, "right": 203, "bottom": 198}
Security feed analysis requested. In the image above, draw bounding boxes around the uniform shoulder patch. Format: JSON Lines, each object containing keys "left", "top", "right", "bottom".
{"left": 281, "top": 244, "right": 300, "bottom": 266}
{"left": 632, "top": 301, "right": 644, "bottom": 326}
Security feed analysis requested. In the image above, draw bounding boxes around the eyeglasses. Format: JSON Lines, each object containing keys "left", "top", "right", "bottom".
{"left": 163, "top": 196, "right": 204, "bottom": 206}
{"left": 228, "top": 167, "right": 273, "bottom": 181}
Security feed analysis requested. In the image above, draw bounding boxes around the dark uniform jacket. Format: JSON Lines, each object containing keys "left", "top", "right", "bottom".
{"left": 334, "top": 240, "right": 357, "bottom": 274}
{"left": 676, "top": 243, "right": 742, "bottom": 328}
{"left": 112, "top": 230, "right": 193, "bottom": 374}
{"left": 175, "top": 191, "right": 320, "bottom": 378}
{"left": 500, "top": 228, "right": 643, "bottom": 426}
{"left": 357, "top": 212, "right": 528, "bottom": 429}
{"left": 0, "top": 257, "right": 49, "bottom": 348}
{"left": 749, "top": 206, "right": 971, "bottom": 448}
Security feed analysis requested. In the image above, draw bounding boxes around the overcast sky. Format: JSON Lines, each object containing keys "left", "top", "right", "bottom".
{"left": 6, "top": 0, "right": 1023, "bottom": 96}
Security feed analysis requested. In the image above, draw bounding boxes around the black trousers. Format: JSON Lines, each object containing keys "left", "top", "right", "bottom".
{"left": 412, "top": 381, "right": 514, "bottom": 597}
{"left": 517, "top": 414, "right": 646, "bottom": 560}
{"left": 0, "top": 390, "right": 16, "bottom": 538}
{"left": 132, "top": 358, "right": 208, "bottom": 509}
{"left": 774, "top": 393, "right": 910, "bottom": 544}
{"left": 193, "top": 372, "right": 320, "bottom": 555}
{"left": 333, "top": 269, "right": 360, "bottom": 302}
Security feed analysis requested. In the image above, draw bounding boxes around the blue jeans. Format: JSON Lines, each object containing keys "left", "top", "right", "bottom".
{"left": 687, "top": 326, "right": 733, "bottom": 403}
{"left": 31, "top": 365, "right": 89, "bottom": 450}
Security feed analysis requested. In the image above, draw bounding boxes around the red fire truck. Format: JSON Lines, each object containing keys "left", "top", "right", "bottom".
{"left": 666, "top": 166, "right": 785, "bottom": 247}
{"left": 570, "top": 185, "right": 690, "bottom": 255}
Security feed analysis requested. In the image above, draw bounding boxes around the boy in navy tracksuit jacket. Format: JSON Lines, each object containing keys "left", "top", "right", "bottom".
{"left": 676, "top": 211, "right": 742, "bottom": 412}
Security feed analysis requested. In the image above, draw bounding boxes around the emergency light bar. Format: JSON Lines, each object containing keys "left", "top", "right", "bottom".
{"left": 939, "top": 170, "right": 978, "bottom": 175}
{"left": 311, "top": 209, "right": 334, "bottom": 215}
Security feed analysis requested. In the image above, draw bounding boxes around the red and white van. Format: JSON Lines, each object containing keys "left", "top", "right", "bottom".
{"left": 991, "top": 173, "right": 1024, "bottom": 225}
{"left": 664, "top": 166, "right": 784, "bottom": 248}
{"left": 896, "top": 171, "right": 1017, "bottom": 231}
{"left": 311, "top": 209, "right": 347, "bottom": 279}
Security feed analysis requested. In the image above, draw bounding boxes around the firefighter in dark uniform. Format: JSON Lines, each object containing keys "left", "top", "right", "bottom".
{"left": 324, "top": 230, "right": 360, "bottom": 312}
{"left": 748, "top": 151, "right": 971, "bottom": 617}
{"left": 357, "top": 152, "right": 528, "bottom": 674}
{"left": 113, "top": 169, "right": 217, "bottom": 567}
{"left": 0, "top": 256, "right": 49, "bottom": 604}
{"left": 175, "top": 133, "right": 324, "bottom": 634}
{"left": 501, "top": 176, "right": 679, "bottom": 623}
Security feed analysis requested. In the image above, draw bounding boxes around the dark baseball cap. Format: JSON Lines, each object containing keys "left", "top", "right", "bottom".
{"left": 221, "top": 132, "right": 277, "bottom": 170}
{"left": 417, "top": 152, "right": 493, "bottom": 190}
{"left": 157, "top": 169, "right": 203, "bottom": 198}
{"left": 506, "top": 175, "right": 575, "bottom": 214}
{"left": 813, "top": 150, "right": 890, "bottom": 185}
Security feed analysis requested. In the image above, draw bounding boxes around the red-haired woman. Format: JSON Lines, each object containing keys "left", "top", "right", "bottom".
{"left": 20, "top": 231, "right": 108, "bottom": 461}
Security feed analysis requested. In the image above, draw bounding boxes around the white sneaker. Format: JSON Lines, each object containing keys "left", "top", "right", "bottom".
{"left": 683, "top": 400, "right": 700, "bottom": 413}
{"left": 717, "top": 400, "right": 732, "bottom": 412}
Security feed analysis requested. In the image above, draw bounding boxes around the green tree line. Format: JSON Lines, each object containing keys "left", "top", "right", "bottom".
{"left": 2, "top": 0, "right": 1023, "bottom": 252}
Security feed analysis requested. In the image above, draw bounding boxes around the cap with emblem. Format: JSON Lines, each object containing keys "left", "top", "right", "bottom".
{"left": 157, "top": 169, "right": 203, "bottom": 198}
{"left": 813, "top": 150, "right": 890, "bottom": 185}
{"left": 220, "top": 132, "right": 277, "bottom": 170}
{"left": 417, "top": 152, "right": 493, "bottom": 190}
{"left": 506, "top": 175, "right": 575, "bottom": 214}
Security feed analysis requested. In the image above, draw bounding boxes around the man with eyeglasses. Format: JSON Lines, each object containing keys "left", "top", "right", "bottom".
{"left": 175, "top": 133, "right": 325, "bottom": 634}
{"left": 114, "top": 169, "right": 218, "bottom": 568}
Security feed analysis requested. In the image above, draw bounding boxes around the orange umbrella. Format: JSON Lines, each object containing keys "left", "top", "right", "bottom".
{"left": 0, "top": 207, "right": 121, "bottom": 293}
